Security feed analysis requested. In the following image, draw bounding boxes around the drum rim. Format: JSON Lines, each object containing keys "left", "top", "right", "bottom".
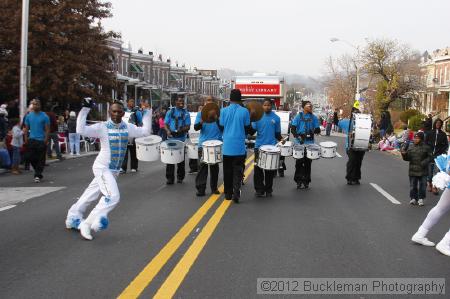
{"left": 203, "top": 140, "right": 223, "bottom": 146}
{"left": 319, "top": 141, "right": 337, "bottom": 147}
{"left": 135, "top": 135, "right": 163, "bottom": 145}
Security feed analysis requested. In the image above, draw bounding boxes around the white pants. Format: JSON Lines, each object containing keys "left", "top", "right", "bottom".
{"left": 421, "top": 188, "right": 450, "bottom": 231}
{"left": 67, "top": 168, "right": 120, "bottom": 229}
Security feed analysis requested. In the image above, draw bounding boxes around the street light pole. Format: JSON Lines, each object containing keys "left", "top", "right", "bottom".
{"left": 20, "top": 0, "right": 30, "bottom": 120}
{"left": 330, "top": 38, "right": 361, "bottom": 102}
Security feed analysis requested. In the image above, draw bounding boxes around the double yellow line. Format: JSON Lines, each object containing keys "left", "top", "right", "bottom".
{"left": 118, "top": 155, "right": 255, "bottom": 298}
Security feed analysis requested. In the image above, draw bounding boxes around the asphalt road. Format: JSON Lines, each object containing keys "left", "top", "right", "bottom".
{"left": 1, "top": 135, "right": 450, "bottom": 299}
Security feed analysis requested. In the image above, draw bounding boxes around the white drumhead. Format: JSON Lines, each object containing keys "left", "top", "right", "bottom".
{"left": 161, "top": 140, "right": 184, "bottom": 150}
{"left": 279, "top": 141, "right": 292, "bottom": 147}
{"left": 306, "top": 144, "right": 320, "bottom": 151}
{"left": 319, "top": 141, "right": 337, "bottom": 148}
{"left": 135, "top": 135, "right": 162, "bottom": 146}
{"left": 203, "top": 140, "right": 223, "bottom": 147}
{"left": 260, "top": 145, "right": 280, "bottom": 153}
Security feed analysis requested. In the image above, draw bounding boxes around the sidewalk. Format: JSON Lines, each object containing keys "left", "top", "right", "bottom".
{"left": 0, "top": 151, "right": 98, "bottom": 175}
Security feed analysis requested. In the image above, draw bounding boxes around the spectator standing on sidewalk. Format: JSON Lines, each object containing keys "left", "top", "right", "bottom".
{"left": 378, "top": 112, "right": 389, "bottom": 138}
{"left": 24, "top": 99, "right": 50, "bottom": 183}
{"left": 0, "top": 106, "right": 7, "bottom": 141}
{"left": 158, "top": 109, "right": 167, "bottom": 141}
{"left": 10, "top": 118, "right": 23, "bottom": 174}
{"left": 333, "top": 108, "right": 340, "bottom": 131}
{"left": 325, "top": 111, "right": 333, "bottom": 136}
{"left": 67, "top": 111, "right": 80, "bottom": 155}
{"left": 121, "top": 98, "right": 142, "bottom": 173}
{"left": 45, "top": 105, "right": 63, "bottom": 160}
{"left": 401, "top": 132, "right": 433, "bottom": 206}
{"left": 425, "top": 118, "right": 448, "bottom": 195}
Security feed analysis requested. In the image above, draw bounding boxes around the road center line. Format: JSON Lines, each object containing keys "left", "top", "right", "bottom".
{"left": 370, "top": 183, "right": 401, "bottom": 205}
{"left": 154, "top": 164, "right": 255, "bottom": 298}
{"left": 117, "top": 154, "right": 254, "bottom": 298}
{"left": 0, "top": 205, "right": 16, "bottom": 212}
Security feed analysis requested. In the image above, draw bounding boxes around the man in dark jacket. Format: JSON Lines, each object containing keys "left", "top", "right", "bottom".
{"left": 425, "top": 118, "right": 449, "bottom": 194}
{"left": 401, "top": 132, "right": 433, "bottom": 206}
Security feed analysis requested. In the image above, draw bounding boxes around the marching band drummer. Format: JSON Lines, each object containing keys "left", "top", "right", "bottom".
{"left": 164, "top": 94, "right": 191, "bottom": 184}
{"left": 345, "top": 106, "right": 366, "bottom": 185}
{"left": 249, "top": 99, "right": 283, "bottom": 197}
{"left": 291, "top": 100, "right": 320, "bottom": 189}
{"left": 65, "top": 98, "right": 152, "bottom": 240}
{"left": 194, "top": 97, "right": 222, "bottom": 196}
{"left": 219, "top": 89, "right": 251, "bottom": 204}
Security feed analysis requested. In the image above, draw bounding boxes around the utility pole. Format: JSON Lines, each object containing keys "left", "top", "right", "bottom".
{"left": 20, "top": 0, "right": 30, "bottom": 119}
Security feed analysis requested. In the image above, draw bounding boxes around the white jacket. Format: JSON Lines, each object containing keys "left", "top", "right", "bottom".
{"left": 77, "top": 107, "right": 152, "bottom": 171}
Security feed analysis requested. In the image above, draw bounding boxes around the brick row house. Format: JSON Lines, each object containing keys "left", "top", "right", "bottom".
{"left": 107, "top": 38, "right": 221, "bottom": 110}
{"left": 419, "top": 47, "right": 450, "bottom": 120}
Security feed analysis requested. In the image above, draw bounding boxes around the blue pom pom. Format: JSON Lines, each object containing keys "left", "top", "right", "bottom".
{"left": 70, "top": 218, "right": 81, "bottom": 229}
{"left": 435, "top": 155, "right": 449, "bottom": 172}
{"left": 99, "top": 217, "right": 109, "bottom": 230}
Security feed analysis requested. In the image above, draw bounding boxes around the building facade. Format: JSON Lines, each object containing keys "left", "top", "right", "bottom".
{"left": 106, "top": 38, "right": 221, "bottom": 111}
{"left": 419, "top": 47, "right": 450, "bottom": 120}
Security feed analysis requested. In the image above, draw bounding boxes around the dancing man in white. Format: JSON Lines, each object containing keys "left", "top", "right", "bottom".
{"left": 65, "top": 98, "right": 151, "bottom": 240}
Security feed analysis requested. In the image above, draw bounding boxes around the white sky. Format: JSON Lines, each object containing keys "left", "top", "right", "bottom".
{"left": 102, "top": 0, "right": 450, "bottom": 76}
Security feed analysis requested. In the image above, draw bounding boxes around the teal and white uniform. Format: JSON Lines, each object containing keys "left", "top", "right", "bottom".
{"left": 66, "top": 107, "right": 151, "bottom": 233}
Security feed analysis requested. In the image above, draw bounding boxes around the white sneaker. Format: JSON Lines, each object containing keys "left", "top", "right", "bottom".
{"left": 79, "top": 221, "right": 93, "bottom": 240}
{"left": 409, "top": 199, "right": 417, "bottom": 205}
{"left": 65, "top": 217, "right": 81, "bottom": 230}
{"left": 436, "top": 241, "right": 450, "bottom": 256}
{"left": 130, "top": 169, "right": 137, "bottom": 173}
{"left": 418, "top": 199, "right": 424, "bottom": 206}
{"left": 76, "top": 153, "right": 81, "bottom": 156}
{"left": 411, "top": 234, "right": 435, "bottom": 246}
{"left": 70, "top": 152, "right": 74, "bottom": 156}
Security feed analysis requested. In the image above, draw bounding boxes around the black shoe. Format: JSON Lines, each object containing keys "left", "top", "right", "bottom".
{"left": 347, "top": 180, "right": 354, "bottom": 185}
{"left": 255, "top": 191, "right": 265, "bottom": 197}
{"left": 232, "top": 197, "right": 240, "bottom": 204}
{"left": 279, "top": 172, "right": 284, "bottom": 177}
{"left": 297, "top": 182, "right": 303, "bottom": 189}
{"left": 266, "top": 192, "right": 273, "bottom": 197}
{"left": 303, "top": 183, "right": 309, "bottom": 189}
{"left": 354, "top": 180, "right": 360, "bottom": 185}
{"left": 196, "top": 191, "right": 206, "bottom": 197}
{"left": 225, "top": 197, "right": 232, "bottom": 201}
{"left": 177, "top": 179, "right": 183, "bottom": 184}
{"left": 57, "top": 156, "right": 65, "bottom": 161}
{"left": 166, "top": 180, "right": 174, "bottom": 185}
{"left": 212, "top": 189, "right": 220, "bottom": 195}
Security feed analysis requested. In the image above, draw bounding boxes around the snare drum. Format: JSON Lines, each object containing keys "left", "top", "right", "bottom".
{"left": 186, "top": 142, "right": 198, "bottom": 159}
{"left": 135, "top": 135, "right": 162, "bottom": 162}
{"left": 202, "top": 140, "right": 223, "bottom": 164}
{"left": 277, "top": 141, "right": 293, "bottom": 157}
{"left": 160, "top": 140, "right": 185, "bottom": 164}
{"left": 306, "top": 144, "right": 321, "bottom": 160}
{"left": 351, "top": 113, "right": 372, "bottom": 150}
{"left": 320, "top": 141, "right": 337, "bottom": 158}
{"left": 293, "top": 144, "right": 305, "bottom": 159}
{"left": 257, "top": 145, "right": 281, "bottom": 170}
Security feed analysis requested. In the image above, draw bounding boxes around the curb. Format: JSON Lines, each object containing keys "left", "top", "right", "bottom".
{"left": 46, "top": 151, "right": 98, "bottom": 164}
{"left": 0, "top": 151, "right": 98, "bottom": 175}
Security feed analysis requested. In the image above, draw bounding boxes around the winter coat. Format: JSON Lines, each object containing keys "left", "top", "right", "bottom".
{"left": 401, "top": 142, "right": 433, "bottom": 177}
{"left": 425, "top": 129, "right": 448, "bottom": 157}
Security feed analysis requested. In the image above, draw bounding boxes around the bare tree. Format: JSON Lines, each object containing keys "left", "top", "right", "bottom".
{"left": 362, "top": 38, "right": 422, "bottom": 112}
{"left": 324, "top": 54, "right": 360, "bottom": 117}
